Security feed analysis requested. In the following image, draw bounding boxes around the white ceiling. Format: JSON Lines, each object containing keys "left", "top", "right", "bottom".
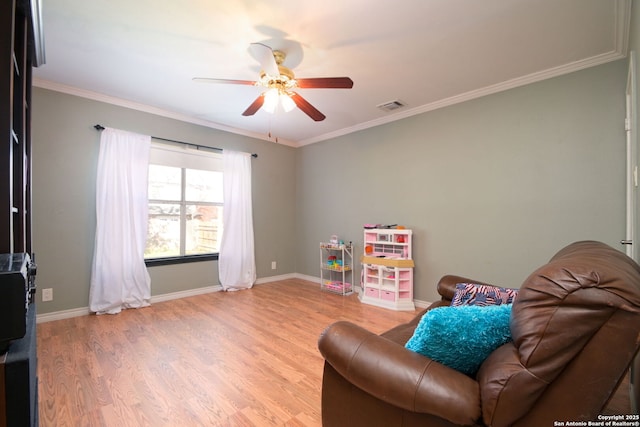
{"left": 33, "top": 0, "right": 631, "bottom": 147}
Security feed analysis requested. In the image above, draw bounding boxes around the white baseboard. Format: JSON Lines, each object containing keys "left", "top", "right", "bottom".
{"left": 414, "top": 299, "right": 431, "bottom": 309}
{"left": 286, "top": 274, "right": 432, "bottom": 308}
{"left": 150, "top": 284, "right": 223, "bottom": 303}
{"left": 256, "top": 273, "right": 298, "bottom": 284}
{"left": 36, "top": 274, "right": 299, "bottom": 323}
{"left": 36, "top": 306, "right": 91, "bottom": 323}
{"left": 36, "top": 273, "right": 431, "bottom": 323}
{"left": 292, "top": 273, "right": 321, "bottom": 284}
{"left": 36, "top": 284, "right": 225, "bottom": 323}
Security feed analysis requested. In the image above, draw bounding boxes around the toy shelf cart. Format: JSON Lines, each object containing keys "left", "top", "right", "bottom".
{"left": 360, "top": 228, "right": 415, "bottom": 310}
{"left": 320, "top": 242, "right": 354, "bottom": 295}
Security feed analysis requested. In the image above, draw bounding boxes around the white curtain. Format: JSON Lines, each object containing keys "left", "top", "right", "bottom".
{"left": 89, "top": 127, "right": 152, "bottom": 314}
{"left": 218, "top": 150, "right": 256, "bottom": 291}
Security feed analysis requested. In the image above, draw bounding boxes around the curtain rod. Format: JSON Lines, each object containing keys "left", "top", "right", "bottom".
{"left": 93, "top": 124, "right": 258, "bottom": 158}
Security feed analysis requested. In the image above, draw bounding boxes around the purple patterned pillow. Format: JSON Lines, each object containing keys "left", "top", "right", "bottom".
{"left": 451, "top": 283, "right": 518, "bottom": 307}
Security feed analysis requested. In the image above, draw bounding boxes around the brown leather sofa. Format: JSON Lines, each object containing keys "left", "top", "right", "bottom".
{"left": 318, "top": 241, "right": 640, "bottom": 426}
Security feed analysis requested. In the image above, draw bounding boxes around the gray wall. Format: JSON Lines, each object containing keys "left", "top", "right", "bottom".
{"left": 31, "top": 89, "right": 297, "bottom": 314}
{"left": 296, "top": 59, "right": 628, "bottom": 303}
{"left": 32, "top": 57, "right": 629, "bottom": 313}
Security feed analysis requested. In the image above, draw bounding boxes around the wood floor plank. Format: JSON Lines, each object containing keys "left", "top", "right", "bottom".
{"left": 37, "top": 278, "right": 632, "bottom": 426}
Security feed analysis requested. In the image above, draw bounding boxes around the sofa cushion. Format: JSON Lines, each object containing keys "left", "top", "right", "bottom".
{"left": 405, "top": 304, "right": 512, "bottom": 376}
{"left": 451, "top": 283, "right": 519, "bottom": 306}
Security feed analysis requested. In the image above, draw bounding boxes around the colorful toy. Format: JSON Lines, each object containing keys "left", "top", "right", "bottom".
{"left": 327, "top": 255, "right": 337, "bottom": 267}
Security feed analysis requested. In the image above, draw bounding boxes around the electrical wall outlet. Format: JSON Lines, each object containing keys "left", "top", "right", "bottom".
{"left": 271, "top": 261, "right": 277, "bottom": 270}
{"left": 42, "top": 288, "right": 53, "bottom": 302}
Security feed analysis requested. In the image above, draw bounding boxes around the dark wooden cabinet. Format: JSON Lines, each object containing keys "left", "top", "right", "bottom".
{"left": 0, "top": 302, "right": 38, "bottom": 427}
{"left": 0, "top": 1, "right": 43, "bottom": 425}
{"left": 1, "top": 0, "right": 44, "bottom": 255}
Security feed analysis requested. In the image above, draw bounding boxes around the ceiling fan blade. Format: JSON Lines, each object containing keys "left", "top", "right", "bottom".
{"left": 296, "top": 77, "right": 354, "bottom": 89}
{"left": 192, "top": 77, "right": 256, "bottom": 85}
{"left": 249, "top": 42, "right": 280, "bottom": 77}
{"left": 242, "top": 94, "right": 265, "bottom": 116}
{"left": 290, "top": 92, "right": 326, "bottom": 121}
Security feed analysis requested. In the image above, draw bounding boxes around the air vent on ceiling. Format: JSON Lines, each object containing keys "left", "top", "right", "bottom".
{"left": 377, "top": 100, "right": 406, "bottom": 112}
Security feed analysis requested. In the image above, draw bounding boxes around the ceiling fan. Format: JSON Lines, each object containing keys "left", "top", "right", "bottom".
{"left": 193, "top": 43, "right": 353, "bottom": 121}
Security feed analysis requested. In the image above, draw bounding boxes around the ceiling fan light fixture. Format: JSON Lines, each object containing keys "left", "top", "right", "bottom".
{"left": 281, "top": 93, "right": 296, "bottom": 112}
{"left": 196, "top": 42, "right": 352, "bottom": 121}
{"left": 263, "top": 87, "right": 295, "bottom": 114}
{"left": 263, "top": 88, "right": 279, "bottom": 113}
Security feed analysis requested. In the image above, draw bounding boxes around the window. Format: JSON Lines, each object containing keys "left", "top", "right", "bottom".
{"left": 145, "top": 143, "right": 223, "bottom": 263}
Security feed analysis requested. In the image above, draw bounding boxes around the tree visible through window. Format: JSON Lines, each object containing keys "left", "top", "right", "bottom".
{"left": 145, "top": 157, "right": 223, "bottom": 260}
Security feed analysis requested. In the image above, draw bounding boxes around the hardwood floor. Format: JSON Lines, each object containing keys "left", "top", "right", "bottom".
{"left": 37, "top": 279, "right": 419, "bottom": 426}
{"left": 37, "top": 278, "right": 633, "bottom": 426}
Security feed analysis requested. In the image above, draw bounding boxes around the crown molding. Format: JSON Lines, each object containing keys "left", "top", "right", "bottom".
{"left": 32, "top": 78, "right": 299, "bottom": 147}
{"left": 34, "top": 0, "right": 630, "bottom": 151}
{"left": 614, "top": 0, "right": 632, "bottom": 57}
{"left": 298, "top": 0, "right": 632, "bottom": 146}
{"left": 299, "top": 50, "right": 628, "bottom": 146}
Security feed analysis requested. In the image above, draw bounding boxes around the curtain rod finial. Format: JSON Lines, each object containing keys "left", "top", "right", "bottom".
{"left": 94, "top": 124, "right": 105, "bottom": 131}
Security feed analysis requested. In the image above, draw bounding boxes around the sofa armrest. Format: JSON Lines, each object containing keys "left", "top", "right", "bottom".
{"left": 437, "top": 274, "right": 497, "bottom": 300}
{"left": 318, "top": 321, "right": 482, "bottom": 425}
